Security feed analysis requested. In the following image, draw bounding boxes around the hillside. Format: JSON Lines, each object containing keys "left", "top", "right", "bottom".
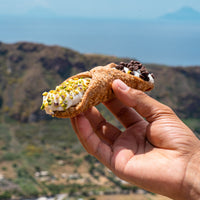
{"left": 0, "top": 42, "right": 128, "bottom": 122}
{"left": 0, "top": 42, "right": 200, "bottom": 122}
{"left": 0, "top": 42, "right": 200, "bottom": 199}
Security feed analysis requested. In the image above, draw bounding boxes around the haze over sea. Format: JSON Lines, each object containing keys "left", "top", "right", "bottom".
{"left": 1, "top": 8, "right": 200, "bottom": 66}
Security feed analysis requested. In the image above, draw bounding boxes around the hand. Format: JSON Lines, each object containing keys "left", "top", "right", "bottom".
{"left": 70, "top": 79, "right": 200, "bottom": 200}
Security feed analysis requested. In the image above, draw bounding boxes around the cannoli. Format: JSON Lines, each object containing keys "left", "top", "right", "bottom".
{"left": 41, "top": 60, "right": 154, "bottom": 118}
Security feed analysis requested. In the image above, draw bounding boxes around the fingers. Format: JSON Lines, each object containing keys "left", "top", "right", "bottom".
{"left": 70, "top": 116, "right": 88, "bottom": 150}
{"left": 104, "top": 97, "right": 146, "bottom": 128}
{"left": 112, "top": 79, "right": 176, "bottom": 123}
{"left": 83, "top": 107, "right": 121, "bottom": 145}
{"left": 71, "top": 114, "right": 112, "bottom": 168}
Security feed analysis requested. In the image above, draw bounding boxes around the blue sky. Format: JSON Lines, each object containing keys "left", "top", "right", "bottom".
{"left": 1, "top": 0, "right": 200, "bottom": 19}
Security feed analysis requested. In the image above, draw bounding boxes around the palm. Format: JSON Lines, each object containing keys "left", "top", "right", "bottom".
{"left": 70, "top": 85, "right": 200, "bottom": 199}
{"left": 107, "top": 118, "right": 186, "bottom": 195}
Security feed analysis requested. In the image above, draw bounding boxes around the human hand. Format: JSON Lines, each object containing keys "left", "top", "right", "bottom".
{"left": 70, "top": 79, "right": 200, "bottom": 200}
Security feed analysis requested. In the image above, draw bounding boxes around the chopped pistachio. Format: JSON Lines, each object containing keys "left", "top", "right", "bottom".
{"left": 40, "top": 104, "right": 45, "bottom": 110}
{"left": 41, "top": 77, "right": 91, "bottom": 112}
{"left": 56, "top": 86, "right": 60, "bottom": 91}
{"left": 42, "top": 92, "right": 48, "bottom": 96}
{"left": 75, "top": 90, "right": 79, "bottom": 95}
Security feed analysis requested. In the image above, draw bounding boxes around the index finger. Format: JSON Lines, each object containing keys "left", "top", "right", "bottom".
{"left": 112, "top": 79, "right": 176, "bottom": 123}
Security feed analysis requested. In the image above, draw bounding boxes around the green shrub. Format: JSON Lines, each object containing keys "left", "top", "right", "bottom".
{"left": 19, "top": 182, "right": 39, "bottom": 197}
{"left": 1, "top": 152, "right": 19, "bottom": 161}
{"left": 1, "top": 166, "right": 7, "bottom": 171}
{"left": 12, "top": 163, "right": 18, "bottom": 168}
{"left": 0, "top": 191, "right": 12, "bottom": 200}
{"left": 84, "top": 154, "right": 98, "bottom": 164}
{"left": 74, "top": 158, "right": 83, "bottom": 167}
{"left": 46, "top": 184, "right": 65, "bottom": 195}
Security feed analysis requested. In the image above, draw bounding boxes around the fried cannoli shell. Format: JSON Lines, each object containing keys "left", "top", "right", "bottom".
{"left": 53, "top": 63, "right": 154, "bottom": 118}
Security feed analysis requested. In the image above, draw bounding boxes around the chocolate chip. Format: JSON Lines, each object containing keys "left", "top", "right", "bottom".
{"left": 127, "top": 63, "right": 132, "bottom": 68}
{"left": 144, "top": 76, "right": 150, "bottom": 81}
{"left": 116, "top": 65, "right": 122, "bottom": 70}
{"left": 116, "top": 60, "right": 153, "bottom": 82}
{"left": 115, "top": 65, "right": 121, "bottom": 69}
{"left": 119, "top": 65, "right": 124, "bottom": 70}
{"left": 138, "top": 63, "right": 143, "bottom": 69}
{"left": 151, "top": 73, "right": 155, "bottom": 79}
{"left": 129, "top": 66, "right": 134, "bottom": 71}
{"left": 133, "top": 65, "right": 139, "bottom": 71}
{"left": 140, "top": 69, "right": 148, "bottom": 74}
{"left": 139, "top": 74, "right": 145, "bottom": 79}
{"left": 140, "top": 66, "right": 146, "bottom": 71}
{"left": 142, "top": 72, "right": 149, "bottom": 77}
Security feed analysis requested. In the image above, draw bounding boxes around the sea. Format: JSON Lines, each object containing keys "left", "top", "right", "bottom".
{"left": 0, "top": 17, "right": 200, "bottom": 66}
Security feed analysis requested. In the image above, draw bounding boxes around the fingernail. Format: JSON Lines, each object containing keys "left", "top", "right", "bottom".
{"left": 116, "top": 79, "right": 128, "bottom": 90}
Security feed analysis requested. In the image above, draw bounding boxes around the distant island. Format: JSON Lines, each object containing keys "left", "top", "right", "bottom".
{"left": 159, "top": 6, "right": 200, "bottom": 21}
{"left": 1, "top": 5, "right": 200, "bottom": 22}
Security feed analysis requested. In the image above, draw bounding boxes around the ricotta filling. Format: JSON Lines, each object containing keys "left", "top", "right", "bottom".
{"left": 115, "top": 60, "right": 155, "bottom": 84}
{"left": 122, "top": 66, "right": 154, "bottom": 84}
{"left": 41, "top": 78, "right": 91, "bottom": 115}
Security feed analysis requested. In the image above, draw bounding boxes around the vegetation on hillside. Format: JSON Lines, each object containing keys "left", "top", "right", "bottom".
{"left": 0, "top": 42, "right": 200, "bottom": 198}
{"left": 0, "top": 42, "right": 200, "bottom": 122}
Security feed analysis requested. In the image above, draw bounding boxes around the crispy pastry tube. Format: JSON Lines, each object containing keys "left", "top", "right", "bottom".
{"left": 41, "top": 62, "right": 154, "bottom": 118}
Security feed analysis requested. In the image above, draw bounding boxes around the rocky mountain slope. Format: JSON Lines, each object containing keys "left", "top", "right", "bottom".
{"left": 0, "top": 41, "right": 200, "bottom": 122}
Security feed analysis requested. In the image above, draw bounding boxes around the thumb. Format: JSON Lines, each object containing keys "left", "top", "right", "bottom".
{"left": 112, "top": 79, "right": 175, "bottom": 123}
